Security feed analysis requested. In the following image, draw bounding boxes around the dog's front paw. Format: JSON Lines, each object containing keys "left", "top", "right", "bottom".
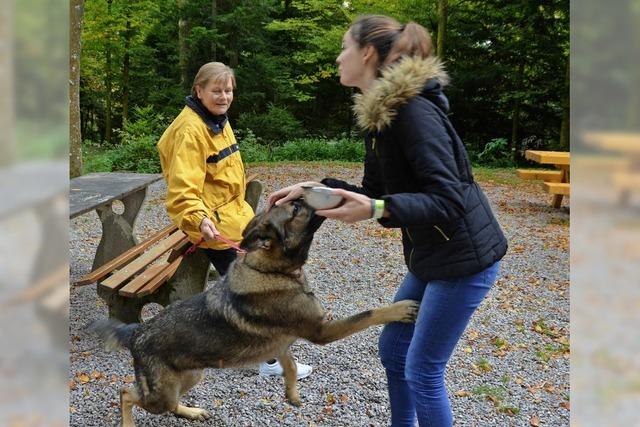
{"left": 286, "top": 390, "right": 302, "bottom": 407}
{"left": 174, "top": 405, "right": 211, "bottom": 421}
{"left": 393, "top": 300, "right": 419, "bottom": 323}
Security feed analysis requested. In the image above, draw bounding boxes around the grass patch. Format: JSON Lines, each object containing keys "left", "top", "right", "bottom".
{"left": 473, "top": 167, "right": 522, "bottom": 185}
{"left": 536, "top": 343, "right": 569, "bottom": 363}
{"left": 472, "top": 384, "right": 520, "bottom": 416}
{"left": 477, "top": 358, "right": 493, "bottom": 373}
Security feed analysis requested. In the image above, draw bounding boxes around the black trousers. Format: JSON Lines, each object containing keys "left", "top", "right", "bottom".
{"left": 203, "top": 248, "right": 237, "bottom": 277}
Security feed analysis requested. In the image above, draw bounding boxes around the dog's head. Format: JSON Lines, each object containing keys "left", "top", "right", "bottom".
{"left": 240, "top": 199, "right": 325, "bottom": 270}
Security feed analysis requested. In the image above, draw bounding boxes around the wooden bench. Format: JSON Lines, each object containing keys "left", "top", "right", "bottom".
{"left": 612, "top": 171, "right": 640, "bottom": 205}
{"left": 543, "top": 182, "right": 571, "bottom": 196}
{"left": 517, "top": 169, "right": 563, "bottom": 182}
{"left": 77, "top": 179, "right": 263, "bottom": 323}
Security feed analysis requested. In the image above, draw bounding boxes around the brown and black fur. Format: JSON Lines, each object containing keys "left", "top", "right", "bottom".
{"left": 90, "top": 199, "right": 419, "bottom": 426}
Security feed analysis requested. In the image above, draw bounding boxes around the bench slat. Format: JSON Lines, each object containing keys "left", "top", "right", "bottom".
{"left": 118, "top": 236, "right": 191, "bottom": 297}
{"left": 118, "top": 263, "right": 168, "bottom": 297}
{"left": 517, "top": 169, "right": 563, "bottom": 182}
{"left": 613, "top": 172, "right": 640, "bottom": 188}
{"left": 543, "top": 182, "right": 571, "bottom": 195}
{"left": 100, "top": 230, "right": 187, "bottom": 291}
{"left": 135, "top": 256, "right": 184, "bottom": 297}
{"left": 75, "top": 223, "right": 178, "bottom": 286}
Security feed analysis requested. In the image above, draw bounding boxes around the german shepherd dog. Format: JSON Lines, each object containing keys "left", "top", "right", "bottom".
{"left": 91, "top": 199, "right": 419, "bottom": 426}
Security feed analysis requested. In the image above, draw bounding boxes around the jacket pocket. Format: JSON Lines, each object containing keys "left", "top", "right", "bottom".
{"left": 433, "top": 225, "right": 451, "bottom": 241}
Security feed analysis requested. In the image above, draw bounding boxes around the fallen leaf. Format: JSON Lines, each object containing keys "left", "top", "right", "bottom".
{"left": 91, "top": 370, "right": 105, "bottom": 380}
{"left": 77, "top": 373, "right": 90, "bottom": 384}
{"left": 124, "top": 375, "right": 135, "bottom": 384}
{"left": 339, "top": 394, "right": 348, "bottom": 402}
{"left": 560, "top": 401, "right": 570, "bottom": 410}
{"left": 68, "top": 380, "right": 77, "bottom": 390}
{"left": 326, "top": 393, "right": 336, "bottom": 405}
{"left": 454, "top": 390, "right": 471, "bottom": 397}
{"left": 530, "top": 415, "right": 540, "bottom": 426}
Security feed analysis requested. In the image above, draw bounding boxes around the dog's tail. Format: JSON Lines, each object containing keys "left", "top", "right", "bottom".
{"left": 88, "top": 319, "right": 140, "bottom": 352}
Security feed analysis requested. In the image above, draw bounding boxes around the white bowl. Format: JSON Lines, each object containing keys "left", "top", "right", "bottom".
{"left": 302, "top": 186, "right": 343, "bottom": 210}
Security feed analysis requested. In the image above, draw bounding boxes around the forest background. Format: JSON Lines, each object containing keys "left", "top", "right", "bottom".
{"left": 70, "top": 0, "right": 570, "bottom": 175}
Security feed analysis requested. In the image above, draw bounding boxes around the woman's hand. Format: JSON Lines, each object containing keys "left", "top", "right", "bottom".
{"left": 315, "top": 189, "right": 374, "bottom": 224}
{"left": 200, "top": 217, "right": 220, "bottom": 241}
{"left": 266, "top": 181, "right": 324, "bottom": 209}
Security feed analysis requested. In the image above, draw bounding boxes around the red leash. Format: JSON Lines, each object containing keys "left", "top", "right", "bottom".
{"left": 186, "top": 234, "right": 246, "bottom": 255}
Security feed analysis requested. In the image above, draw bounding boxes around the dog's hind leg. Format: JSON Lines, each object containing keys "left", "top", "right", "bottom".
{"left": 278, "top": 348, "right": 301, "bottom": 406}
{"left": 120, "top": 387, "right": 141, "bottom": 427}
{"left": 171, "top": 369, "right": 211, "bottom": 421}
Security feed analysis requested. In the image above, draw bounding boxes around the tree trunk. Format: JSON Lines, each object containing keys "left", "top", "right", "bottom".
{"left": 70, "top": 0, "right": 84, "bottom": 177}
{"left": 122, "top": 18, "right": 131, "bottom": 125}
{"left": 210, "top": 0, "right": 217, "bottom": 61}
{"left": 437, "top": 0, "right": 448, "bottom": 58}
{"left": 105, "top": 0, "right": 113, "bottom": 144}
{"left": 559, "top": 58, "right": 570, "bottom": 151}
{"left": 0, "top": 0, "right": 16, "bottom": 166}
{"left": 511, "top": 57, "right": 525, "bottom": 162}
{"left": 178, "top": 0, "right": 190, "bottom": 91}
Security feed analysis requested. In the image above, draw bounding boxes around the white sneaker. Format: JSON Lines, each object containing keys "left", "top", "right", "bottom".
{"left": 259, "top": 360, "right": 313, "bottom": 380}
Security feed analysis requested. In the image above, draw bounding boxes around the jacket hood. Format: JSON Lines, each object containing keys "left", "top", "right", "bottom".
{"left": 353, "top": 56, "right": 450, "bottom": 132}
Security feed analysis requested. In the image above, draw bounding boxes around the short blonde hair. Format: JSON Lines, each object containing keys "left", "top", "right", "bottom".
{"left": 191, "top": 62, "right": 236, "bottom": 97}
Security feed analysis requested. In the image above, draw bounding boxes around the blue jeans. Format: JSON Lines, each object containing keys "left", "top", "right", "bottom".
{"left": 378, "top": 262, "right": 500, "bottom": 427}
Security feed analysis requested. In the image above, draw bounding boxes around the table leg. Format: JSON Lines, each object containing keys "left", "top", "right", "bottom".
{"left": 92, "top": 188, "right": 146, "bottom": 270}
{"left": 551, "top": 167, "right": 569, "bottom": 208}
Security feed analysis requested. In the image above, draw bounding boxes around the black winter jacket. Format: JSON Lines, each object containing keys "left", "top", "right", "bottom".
{"left": 322, "top": 56, "right": 507, "bottom": 282}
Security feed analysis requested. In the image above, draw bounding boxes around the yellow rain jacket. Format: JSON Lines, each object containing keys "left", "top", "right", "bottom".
{"left": 157, "top": 106, "right": 254, "bottom": 250}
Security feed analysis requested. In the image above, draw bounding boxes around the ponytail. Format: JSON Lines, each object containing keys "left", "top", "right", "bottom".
{"left": 385, "top": 22, "right": 433, "bottom": 65}
{"left": 350, "top": 15, "right": 434, "bottom": 71}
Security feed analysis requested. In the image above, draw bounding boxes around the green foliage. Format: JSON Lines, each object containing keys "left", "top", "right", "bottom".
{"left": 118, "top": 106, "right": 168, "bottom": 142}
{"left": 475, "top": 138, "right": 515, "bottom": 167}
{"left": 236, "top": 130, "right": 271, "bottom": 163}
{"left": 271, "top": 138, "right": 364, "bottom": 162}
{"left": 79, "top": 0, "right": 569, "bottom": 166}
{"left": 237, "top": 104, "right": 304, "bottom": 143}
{"left": 83, "top": 106, "right": 166, "bottom": 174}
{"left": 239, "top": 137, "right": 365, "bottom": 163}
{"left": 110, "top": 135, "right": 161, "bottom": 173}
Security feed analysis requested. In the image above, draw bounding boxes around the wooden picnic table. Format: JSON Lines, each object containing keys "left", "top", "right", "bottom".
{"left": 70, "top": 172, "right": 162, "bottom": 269}
{"left": 0, "top": 161, "right": 69, "bottom": 339}
{"left": 524, "top": 150, "right": 570, "bottom": 208}
{"left": 582, "top": 132, "right": 640, "bottom": 204}
{"left": 582, "top": 132, "right": 640, "bottom": 155}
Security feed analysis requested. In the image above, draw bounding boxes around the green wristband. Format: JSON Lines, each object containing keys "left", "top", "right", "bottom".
{"left": 372, "top": 199, "right": 385, "bottom": 219}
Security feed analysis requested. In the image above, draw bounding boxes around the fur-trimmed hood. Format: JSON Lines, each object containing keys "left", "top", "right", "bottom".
{"left": 353, "top": 56, "right": 450, "bottom": 132}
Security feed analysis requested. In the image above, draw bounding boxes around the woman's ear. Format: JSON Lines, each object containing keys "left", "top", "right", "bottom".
{"left": 362, "top": 44, "right": 378, "bottom": 65}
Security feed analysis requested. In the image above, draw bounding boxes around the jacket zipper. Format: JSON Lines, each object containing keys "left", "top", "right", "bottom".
{"left": 433, "top": 225, "right": 450, "bottom": 241}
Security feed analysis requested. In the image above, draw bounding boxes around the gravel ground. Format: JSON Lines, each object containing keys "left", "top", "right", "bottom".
{"left": 69, "top": 163, "right": 569, "bottom": 426}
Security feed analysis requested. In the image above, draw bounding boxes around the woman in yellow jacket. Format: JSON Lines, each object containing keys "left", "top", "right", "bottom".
{"left": 157, "top": 62, "right": 312, "bottom": 379}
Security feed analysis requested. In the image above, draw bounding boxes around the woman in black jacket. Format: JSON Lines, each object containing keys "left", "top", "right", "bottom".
{"left": 268, "top": 15, "right": 507, "bottom": 427}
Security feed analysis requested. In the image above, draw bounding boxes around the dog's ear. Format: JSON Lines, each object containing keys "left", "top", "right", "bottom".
{"left": 240, "top": 219, "right": 274, "bottom": 252}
